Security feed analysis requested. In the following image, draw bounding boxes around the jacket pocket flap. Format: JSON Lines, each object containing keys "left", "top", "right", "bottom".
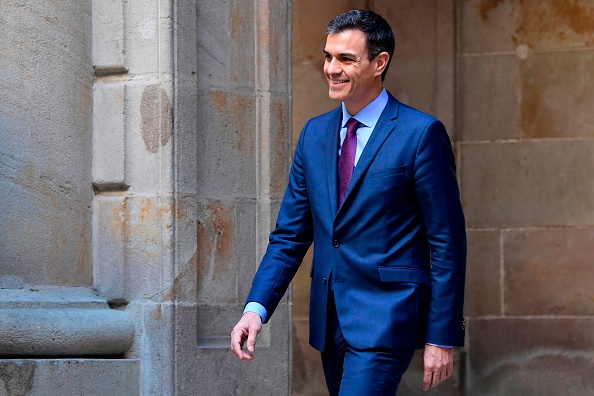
{"left": 377, "top": 266, "right": 430, "bottom": 285}
{"left": 370, "top": 165, "right": 407, "bottom": 179}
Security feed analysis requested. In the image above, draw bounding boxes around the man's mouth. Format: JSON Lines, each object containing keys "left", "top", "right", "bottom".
{"left": 330, "top": 79, "right": 348, "bottom": 85}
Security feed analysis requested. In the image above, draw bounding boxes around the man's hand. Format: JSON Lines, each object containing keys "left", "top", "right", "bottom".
{"left": 422, "top": 344, "right": 453, "bottom": 391}
{"left": 230, "top": 312, "right": 262, "bottom": 361}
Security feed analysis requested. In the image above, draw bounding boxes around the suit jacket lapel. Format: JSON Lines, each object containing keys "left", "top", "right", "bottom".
{"left": 325, "top": 108, "right": 342, "bottom": 216}
{"left": 338, "top": 95, "right": 401, "bottom": 213}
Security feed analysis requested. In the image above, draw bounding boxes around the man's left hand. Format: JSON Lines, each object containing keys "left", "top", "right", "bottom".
{"left": 422, "top": 344, "right": 453, "bottom": 391}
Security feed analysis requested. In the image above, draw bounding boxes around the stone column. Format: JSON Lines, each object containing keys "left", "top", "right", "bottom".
{"left": 171, "top": 1, "right": 294, "bottom": 394}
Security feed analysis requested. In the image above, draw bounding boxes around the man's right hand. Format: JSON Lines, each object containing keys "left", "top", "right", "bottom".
{"left": 230, "top": 312, "right": 262, "bottom": 360}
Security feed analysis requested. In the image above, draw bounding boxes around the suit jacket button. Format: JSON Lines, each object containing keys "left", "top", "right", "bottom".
{"left": 322, "top": 278, "right": 327, "bottom": 285}
{"left": 332, "top": 240, "right": 340, "bottom": 248}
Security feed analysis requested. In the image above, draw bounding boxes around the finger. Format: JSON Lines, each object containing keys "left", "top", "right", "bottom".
{"left": 246, "top": 327, "right": 258, "bottom": 353}
{"left": 422, "top": 371, "right": 432, "bottom": 391}
{"left": 231, "top": 329, "right": 252, "bottom": 360}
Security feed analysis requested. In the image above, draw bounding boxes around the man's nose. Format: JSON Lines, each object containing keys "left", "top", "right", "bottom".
{"left": 326, "top": 59, "right": 342, "bottom": 75}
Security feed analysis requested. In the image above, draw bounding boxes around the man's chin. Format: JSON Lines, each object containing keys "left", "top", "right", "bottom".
{"left": 327, "top": 89, "right": 344, "bottom": 102}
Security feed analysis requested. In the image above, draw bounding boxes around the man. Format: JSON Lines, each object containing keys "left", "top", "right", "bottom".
{"left": 231, "top": 9, "right": 466, "bottom": 395}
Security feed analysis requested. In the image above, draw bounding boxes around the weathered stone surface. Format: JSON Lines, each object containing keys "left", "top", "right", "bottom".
{"left": 459, "top": 0, "right": 594, "bottom": 54}
{"left": 124, "top": 0, "right": 173, "bottom": 76}
{"left": 293, "top": 0, "right": 366, "bottom": 63}
{"left": 292, "top": 318, "right": 326, "bottom": 396}
{"left": 122, "top": 195, "right": 175, "bottom": 300}
{"left": 92, "top": 196, "right": 126, "bottom": 301}
{"left": 176, "top": 303, "right": 289, "bottom": 396}
{"left": 467, "top": 318, "right": 594, "bottom": 395}
{"left": 196, "top": 89, "right": 258, "bottom": 198}
{"left": 124, "top": 81, "right": 174, "bottom": 194}
{"left": 466, "top": 230, "right": 501, "bottom": 317}
{"left": 504, "top": 227, "right": 594, "bottom": 315}
{"left": 460, "top": 140, "right": 594, "bottom": 228}
{"left": 0, "top": 0, "right": 93, "bottom": 287}
{"left": 0, "top": 288, "right": 134, "bottom": 357}
{"left": 92, "top": 82, "right": 126, "bottom": 188}
{"left": 520, "top": 49, "right": 594, "bottom": 139}
{"left": 92, "top": 0, "right": 125, "bottom": 71}
{"left": 0, "top": 359, "right": 139, "bottom": 396}
{"left": 458, "top": 54, "right": 520, "bottom": 141}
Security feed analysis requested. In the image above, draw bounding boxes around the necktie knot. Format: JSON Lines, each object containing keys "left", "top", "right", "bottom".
{"left": 338, "top": 118, "right": 360, "bottom": 206}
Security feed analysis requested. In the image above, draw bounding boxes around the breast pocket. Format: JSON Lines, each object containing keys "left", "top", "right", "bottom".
{"left": 369, "top": 165, "right": 407, "bottom": 179}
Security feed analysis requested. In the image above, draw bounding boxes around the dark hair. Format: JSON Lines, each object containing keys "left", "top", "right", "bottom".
{"left": 327, "top": 10, "right": 395, "bottom": 80}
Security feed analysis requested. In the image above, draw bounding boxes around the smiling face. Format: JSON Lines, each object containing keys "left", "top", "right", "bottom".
{"left": 323, "top": 29, "right": 388, "bottom": 115}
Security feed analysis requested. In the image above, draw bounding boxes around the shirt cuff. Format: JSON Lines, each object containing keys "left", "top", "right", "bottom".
{"left": 427, "top": 343, "right": 453, "bottom": 348}
{"left": 243, "top": 302, "right": 268, "bottom": 322}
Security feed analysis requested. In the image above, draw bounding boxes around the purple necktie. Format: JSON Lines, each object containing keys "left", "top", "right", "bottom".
{"left": 338, "top": 117, "right": 360, "bottom": 206}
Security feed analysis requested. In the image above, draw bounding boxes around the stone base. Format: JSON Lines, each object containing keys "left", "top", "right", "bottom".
{"left": 0, "top": 359, "right": 139, "bottom": 396}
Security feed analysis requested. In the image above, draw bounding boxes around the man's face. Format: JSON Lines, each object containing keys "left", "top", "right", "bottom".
{"left": 323, "top": 29, "right": 383, "bottom": 114}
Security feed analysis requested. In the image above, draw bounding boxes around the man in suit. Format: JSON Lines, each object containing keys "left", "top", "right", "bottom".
{"left": 231, "top": 9, "right": 466, "bottom": 395}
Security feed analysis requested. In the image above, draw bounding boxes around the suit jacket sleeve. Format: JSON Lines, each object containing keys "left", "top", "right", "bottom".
{"left": 245, "top": 121, "right": 314, "bottom": 322}
{"left": 414, "top": 120, "right": 467, "bottom": 346}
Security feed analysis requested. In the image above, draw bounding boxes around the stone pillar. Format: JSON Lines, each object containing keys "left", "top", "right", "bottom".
{"left": 0, "top": 1, "right": 138, "bottom": 394}
{"left": 458, "top": 1, "right": 594, "bottom": 394}
{"left": 171, "top": 1, "right": 294, "bottom": 394}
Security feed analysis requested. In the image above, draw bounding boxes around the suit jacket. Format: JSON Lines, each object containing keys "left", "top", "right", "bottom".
{"left": 246, "top": 92, "right": 466, "bottom": 352}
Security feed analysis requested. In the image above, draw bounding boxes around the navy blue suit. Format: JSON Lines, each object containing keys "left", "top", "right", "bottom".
{"left": 247, "top": 93, "right": 466, "bottom": 356}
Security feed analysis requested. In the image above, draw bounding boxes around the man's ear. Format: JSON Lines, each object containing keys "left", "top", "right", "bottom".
{"left": 375, "top": 52, "right": 390, "bottom": 77}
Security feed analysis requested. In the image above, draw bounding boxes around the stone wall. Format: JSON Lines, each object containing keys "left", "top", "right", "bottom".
{"left": 458, "top": 1, "right": 594, "bottom": 394}
{"left": 292, "top": 1, "right": 594, "bottom": 395}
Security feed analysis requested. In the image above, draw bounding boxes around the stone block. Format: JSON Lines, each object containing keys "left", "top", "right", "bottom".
{"left": 458, "top": 0, "right": 522, "bottom": 54}
{"left": 168, "top": 195, "right": 198, "bottom": 303}
{"left": 265, "top": 0, "right": 291, "bottom": 94}
{"left": 230, "top": 0, "right": 255, "bottom": 89}
{"left": 269, "top": 94, "right": 292, "bottom": 198}
{"left": 376, "top": 0, "right": 438, "bottom": 58}
{"left": 465, "top": 230, "right": 501, "bottom": 317}
{"left": 123, "top": 195, "right": 175, "bottom": 300}
{"left": 195, "top": 1, "right": 232, "bottom": 88}
{"left": 124, "top": 81, "right": 174, "bottom": 195}
{"left": 236, "top": 201, "right": 258, "bottom": 303}
{"left": 459, "top": 0, "right": 594, "bottom": 54}
{"left": 388, "top": 57, "right": 437, "bottom": 117}
{"left": 92, "top": 196, "right": 126, "bottom": 301}
{"left": 195, "top": 199, "right": 237, "bottom": 304}
{"left": 292, "top": 62, "right": 337, "bottom": 149}
{"left": 460, "top": 140, "right": 594, "bottom": 228}
{"left": 124, "top": 0, "right": 173, "bottom": 76}
{"left": 196, "top": 89, "right": 257, "bottom": 198}
{"left": 173, "top": 1, "right": 197, "bottom": 81}
{"left": 175, "top": 304, "right": 291, "bottom": 395}
{"left": 458, "top": 54, "right": 520, "bottom": 141}
{"left": 292, "top": 318, "right": 326, "bottom": 396}
{"left": 520, "top": 49, "right": 594, "bottom": 138}
{"left": 92, "top": 0, "right": 125, "bottom": 72}
{"left": 92, "top": 82, "right": 126, "bottom": 188}
{"left": 0, "top": 359, "right": 139, "bottom": 396}
{"left": 173, "top": 79, "right": 199, "bottom": 196}
{"left": 292, "top": 0, "right": 366, "bottom": 63}
{"left": 467, "top": 318, "right": 594, "bottom": 395}
{"left": 504, "top": 228, "right": 594, "bottom": 315}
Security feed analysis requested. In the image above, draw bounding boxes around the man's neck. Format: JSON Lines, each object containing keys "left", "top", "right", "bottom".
{"left": 344, "top": 85, "right": 383, "bottom": 115}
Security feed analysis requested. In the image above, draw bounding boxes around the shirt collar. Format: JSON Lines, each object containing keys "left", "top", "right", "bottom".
{"left": 341, "top": 88, "right": 389, "bottom": 129}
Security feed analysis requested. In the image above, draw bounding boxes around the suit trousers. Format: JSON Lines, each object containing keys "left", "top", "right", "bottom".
{"left": 321, "top": 290, "right": 415, "bottom": 396}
